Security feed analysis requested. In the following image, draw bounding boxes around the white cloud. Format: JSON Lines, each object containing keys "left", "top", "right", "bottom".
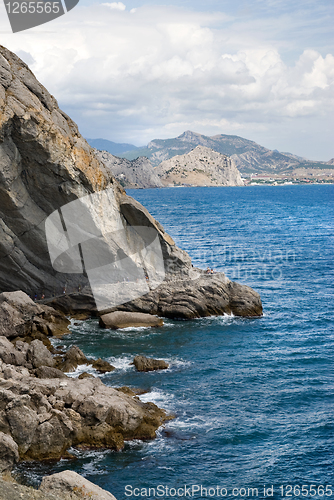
{"left": 101, "top": 2, "right": 126, "bottom": 10}
{"left": 0, "top": 2, "right": 333, "bottom": 159}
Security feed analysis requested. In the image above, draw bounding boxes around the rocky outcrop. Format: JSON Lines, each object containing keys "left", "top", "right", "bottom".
{"left": 133, "top": 355, "right": 169, "bottom": 372}
{"left": 0, "top": 291, "right": 70, "bottom": 339}
{"left": 39, "top": 470, "right": 117, "bottom": 500}
{"left": 95, "top": 150, "right": 163, "bottom": 189}
{"left": 0, "top": 45, "right": 183, "bottom": 298}
{"left": 0, "top": 373, "right": 169, "bottom": 460}
{"left": 115, "top": 272, "right": 263, "bottom": 319}
{"left": 100, "top": 311, "right": 164, "bottom": 329}
{"left": 156, "top": 145, "right": 244, "bottom": 186}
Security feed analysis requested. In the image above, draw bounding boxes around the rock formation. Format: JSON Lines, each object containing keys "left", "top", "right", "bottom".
{"left": 0, "top": 45, "right": 262, "bottom": 318}
{"left": 95, "top": 150, "right": 163, "bottom": 188}
{"left": 156, "top": 145, "right": 244, "bottom": 186}
{"left": 99, "top": 311, "right": 164, "bottom": 329}
{"left": 0, "top": 471, "right": 115, "bottom": 500}
{"left": 39, "top": 470, "right": 117, "bottom": 500}
{"left": 133, "top": 355, "right": 169, "bottom": 372}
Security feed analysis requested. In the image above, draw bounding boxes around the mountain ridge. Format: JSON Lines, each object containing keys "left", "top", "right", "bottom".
{"left": 110, "top": 130, "right": 332, "bottom": 173}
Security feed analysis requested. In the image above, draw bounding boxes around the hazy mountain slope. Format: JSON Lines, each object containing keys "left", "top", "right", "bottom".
{"left": 94, "top": 150, "right": 163, "bottom": 188}
{"left": 157, "top": 146, "right": 244, "bottom": 187}
{"left": 87, "top": 138, "right": 139, "bottom": 155}
{"left": 121, "top": 131, "right": 331, "bottom": 173}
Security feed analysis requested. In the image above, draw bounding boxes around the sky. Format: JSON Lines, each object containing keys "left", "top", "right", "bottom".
{"left": 0, "top": 0, "right": 333, "bottom": 160}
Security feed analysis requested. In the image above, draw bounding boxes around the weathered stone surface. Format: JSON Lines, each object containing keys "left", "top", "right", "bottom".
{"left": 116, "top": 272, "right": 263, "bottom": 319}
{"left": 39, "top": 470, "right": 117, "bottom": 500}
{"left": 0, "top": 374, "right": 169, "bottom": 461}
{"left": 27, "top": 340, "right": 55, "bottom": 369}
{"left": 0, "top": 336, "right": 26, "bottom": 366}
{"left": 100, "top": 311, "right": 164, "bottom": 329}
{"left": 96, "top": 150, "right": 163, "bottom": 189}
{"left": 0, "top": 431, "right": 19, "bottom": 472}
{"left": 0, "top": 291, "right": 70, "bottom": 339}
{"left": 133, "top": 355, "right": 169, "bottom": 372}
{"left": 78, "top": 372, "right": 95, "bottom": 379}
{"left": 157, "top": 145, "right": 244, "bottom": 187}
{"left": 34, "top": 366, "right": 68, "bottom": 379}
{"left": 57, "top": 345, "right": 88, "bottom": 373}
{"left": 91, "top": 358, "right": 115, "bottom": 373}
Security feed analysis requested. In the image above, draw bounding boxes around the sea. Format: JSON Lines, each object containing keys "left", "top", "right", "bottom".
{"left": 16, "top": 185, "right": 334, "bottom": 500}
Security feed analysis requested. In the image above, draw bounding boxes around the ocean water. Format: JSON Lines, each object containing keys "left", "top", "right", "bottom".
{"left": 17, "top": 186, "right": 334, "bottom": 499}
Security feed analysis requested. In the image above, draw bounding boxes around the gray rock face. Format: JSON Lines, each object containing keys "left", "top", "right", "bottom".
{"left": 157, "top": 145, "right": 244, "bottom": 187}
{"left": 0, "top": 431, "right": 19, "bottom": 472}
{"left": 100, "top": 311, "right": 164, "bottom": 329}
{"left": 39, "top": 470, "right": 117, "bottom": 500}
{"left": 26, "top": 339, "right": 55, "bottom": 368}
{"left": 95, "top": 150, "right": 163, "bottom": 188}
{"left": 0, "top": 45, "right": 186, "bottom": 299}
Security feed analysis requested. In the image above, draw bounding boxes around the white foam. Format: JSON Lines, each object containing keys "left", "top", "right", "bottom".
{"left": 65, "top": 363, "right": 104, "bottom": 378}
{"left": 138, "top": 388, "right": 174, "bottom": 410}
{"left": 106, "top": 355, "right": 134, "bottom": 371}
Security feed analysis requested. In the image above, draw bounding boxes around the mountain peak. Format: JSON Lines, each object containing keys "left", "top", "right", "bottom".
{"left": 178, "top": 130, "right": 203, "bottom": 142}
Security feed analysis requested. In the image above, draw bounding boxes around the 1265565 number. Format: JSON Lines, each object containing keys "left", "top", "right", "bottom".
{"left": 5, "top": 2, "right": 60, "bottom": 14}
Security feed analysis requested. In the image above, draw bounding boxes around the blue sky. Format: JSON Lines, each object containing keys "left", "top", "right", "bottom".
{"left": 1, "top": 0, "right": 333, "bottom": 160}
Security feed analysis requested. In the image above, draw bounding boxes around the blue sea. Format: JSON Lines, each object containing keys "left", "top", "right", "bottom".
{"left": 18, "top": 185, "right": 334, "bottom": 499}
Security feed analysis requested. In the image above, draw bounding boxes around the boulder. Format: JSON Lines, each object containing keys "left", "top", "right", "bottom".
{"left": 57, "top": 345, "right": 89, "bottom": 373}
{"left": 39, "top": 470, "right": 117, "bottom": 500}
{"left": 99, "top": 311, "right": 164, "bottom": 329}
{"left": 133, "top": 355, "right": 169, "bottom": 372}
{"left": 0, "top": 431, "right": 19, "bottom": 472}
{"left": 26, "top": 339, "right": 55, "bottom": 369}
{"left": 91, "top": 358, "right": 115, "bottom": 373}
{"left": 0, "top": 336, "right": 26, "bottom": 367}
{"left": 78, "top": 372, "right": 95, "bottom": 379}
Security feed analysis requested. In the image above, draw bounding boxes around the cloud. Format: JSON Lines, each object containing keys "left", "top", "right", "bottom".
{"left": 101, "top": 2, "right": 126, "bottom": 10}
{"left": 0, "top": 2, "right": 333, "bottom": 159}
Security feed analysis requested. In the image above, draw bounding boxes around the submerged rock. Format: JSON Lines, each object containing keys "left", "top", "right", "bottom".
{"left": 99, "top": 311, "right": 164, "bottom": 329}
{"left": 133, "top": 355, "right": 169, "bottom": 372}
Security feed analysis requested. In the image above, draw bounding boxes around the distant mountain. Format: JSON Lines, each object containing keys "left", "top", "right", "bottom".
{"left": 121, "top": 131, "right": 331, "bottom": 174}
{"left": 86, "top": 138, "right": 139, "bottom": 156}
{"left": 94, "top": 150, "right": 163, "bottom": 189}
{"left": 157, "top": 146, "right": 243, "bottom": 187}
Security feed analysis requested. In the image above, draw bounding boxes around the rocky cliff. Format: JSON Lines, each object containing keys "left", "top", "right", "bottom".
{"left": 0, "top": 46, "right": 262, "bottom": 318}
{"left": 0, "top": 45, "right": 187, "bottom": 299}
{"left": 156, "top": 145, "right": 244, "bottom": 187}
{"left": 94, "top": 150, "right": 163, "bottom": 188}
